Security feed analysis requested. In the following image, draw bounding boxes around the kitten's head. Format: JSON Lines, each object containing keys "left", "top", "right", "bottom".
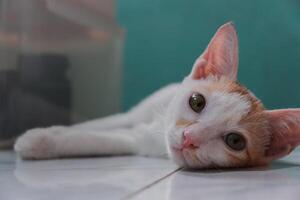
{"left": 165, "top": 22, "right": 300, "bottom": 169}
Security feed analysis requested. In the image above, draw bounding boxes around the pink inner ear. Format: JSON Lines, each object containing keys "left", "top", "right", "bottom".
{"left": 265, "top": 109, "right": 300, "bottom": 160}
{"left": 190, "top": 22, "right": 239, "bottom": 80}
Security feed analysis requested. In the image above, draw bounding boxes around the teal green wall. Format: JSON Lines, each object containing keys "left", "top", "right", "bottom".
{"left": 118, "top": 0, "right": 300, "bottom": 110}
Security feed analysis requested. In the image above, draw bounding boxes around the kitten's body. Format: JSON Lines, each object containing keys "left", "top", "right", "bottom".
{"left": 15, "top": 23, "right": 300, "bottom": 169}
{"left": 15, "top": 83, "right": 179, "bottom": 159}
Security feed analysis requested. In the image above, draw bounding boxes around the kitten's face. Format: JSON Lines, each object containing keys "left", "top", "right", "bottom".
{"left": 166, "top": 77, "right": 269, "bottom": 168}
{"left": 164, "top": 22, "right": 300, "bottom": 169}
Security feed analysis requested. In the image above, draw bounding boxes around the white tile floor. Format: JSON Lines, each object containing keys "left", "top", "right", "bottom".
{"left": 1, "top": 150, "right": 300, "bottom": 200}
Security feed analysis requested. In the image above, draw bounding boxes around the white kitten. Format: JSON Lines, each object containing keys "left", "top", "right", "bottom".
{"left": 15, "top": 22, "right": 300, "bottom": 169}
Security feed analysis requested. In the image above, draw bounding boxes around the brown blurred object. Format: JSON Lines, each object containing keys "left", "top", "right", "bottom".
{"left": 0, "top": 0, "right": 124, "bottom": 147}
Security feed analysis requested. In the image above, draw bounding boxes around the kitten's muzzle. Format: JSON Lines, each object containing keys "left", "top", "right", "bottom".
{"left": 180, "top": 130, "right": 199, "bottom": 150}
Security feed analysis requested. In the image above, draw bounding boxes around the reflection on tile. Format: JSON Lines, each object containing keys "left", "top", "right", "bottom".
{"left": 14, "top": 156, "right": 176, "bottom": 170}
{"left": 0, "top": 151, "right": 178, "bottom": 200}
{"left": 0, "top": 151, "right": 16, "bottom": 170}
{"left": 132, "top": 160, "right": 300, "bottom": 200}
{"left": 3, "top": 150, "right": 300, "bottom": 200}
{"left": 1, "top": 168, "right": 177, "bottom": 200}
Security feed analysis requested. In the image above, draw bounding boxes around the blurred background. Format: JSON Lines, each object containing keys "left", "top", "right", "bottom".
{"left": 0, "top": 0, "right": 300, "bottom": 147}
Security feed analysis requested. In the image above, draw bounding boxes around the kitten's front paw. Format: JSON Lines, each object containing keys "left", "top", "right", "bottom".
{"left": 14, "top": 126, "right": 64, "bottom": 160}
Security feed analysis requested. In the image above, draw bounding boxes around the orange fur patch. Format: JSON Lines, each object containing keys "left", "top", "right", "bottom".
{"left": 202, "top": 77, "right": 270, "bottom": 166}
{"left": 176, "top": 119, "right": 193, "bottom": 127}
{"left": 228, "top": 81, "right": 270, "bottom": 166}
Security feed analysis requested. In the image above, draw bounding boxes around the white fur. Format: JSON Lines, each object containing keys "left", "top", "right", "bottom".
{"left": 15, "top": 77, "right": 251, "bottom": 168}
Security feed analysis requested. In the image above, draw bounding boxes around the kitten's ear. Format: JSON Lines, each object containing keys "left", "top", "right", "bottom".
{"left": 189, "top": 22, "right": 238, "bottom": 81}
{"left": 264, "top": 109, "right": 300, "bottom": 161}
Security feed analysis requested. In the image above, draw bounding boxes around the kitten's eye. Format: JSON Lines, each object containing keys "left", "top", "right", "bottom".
{"left": 224, "top": 133, "right": 246, "bottom": 151}
{"left": 189, "top": 92, "right": 206, "bottom": 113}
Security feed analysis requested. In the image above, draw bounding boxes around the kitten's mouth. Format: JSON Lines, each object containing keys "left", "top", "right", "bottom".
{"left": 170, "top": 147, "right": 188, "bottom": 166}
{"left": 182, "top": 149, "right": 202, "bottom": 167}
{"left": 170, "top": 146, "right": 201, "bottom": 168}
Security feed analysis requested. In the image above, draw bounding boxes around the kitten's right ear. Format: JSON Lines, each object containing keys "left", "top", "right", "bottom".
{"left": 264, "top": 109, "right": 300, "bottom": 162}
{"left": 189, "top": 22, "right": 239, "bottom": 81}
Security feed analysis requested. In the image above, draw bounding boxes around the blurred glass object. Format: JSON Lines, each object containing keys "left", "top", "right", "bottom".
{"left": 0, "top": 0, "right": 123, "bottom": 148}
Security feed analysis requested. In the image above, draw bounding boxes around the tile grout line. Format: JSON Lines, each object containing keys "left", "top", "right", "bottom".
{"left": 122, "top": 167, "right": 182, "bottom": 200}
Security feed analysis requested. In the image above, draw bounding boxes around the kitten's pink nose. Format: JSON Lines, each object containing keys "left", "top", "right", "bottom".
{"left": 181, "top": 130, "right": 199, "bottom": 150}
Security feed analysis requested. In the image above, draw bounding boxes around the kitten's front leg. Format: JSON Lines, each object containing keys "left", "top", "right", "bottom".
{"left": 14, "top": 126, "right": 137, "bottom": 160}
{"left": 14, "top": 122, "right": 167, "bottom": 160}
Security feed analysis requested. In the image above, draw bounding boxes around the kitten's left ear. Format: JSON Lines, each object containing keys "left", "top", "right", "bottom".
{"left": 189, "top": 22, "right": 238, "bottom": 80}
{"left": 264, "top": 109, "right": 300, "bottom": 161}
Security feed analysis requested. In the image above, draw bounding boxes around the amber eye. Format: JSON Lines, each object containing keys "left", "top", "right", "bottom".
{"left": 189, "top": 92, "right": 206, "bottom": 113}
{"left": 224, "top": 133, "right": 246, "bottom": 151}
